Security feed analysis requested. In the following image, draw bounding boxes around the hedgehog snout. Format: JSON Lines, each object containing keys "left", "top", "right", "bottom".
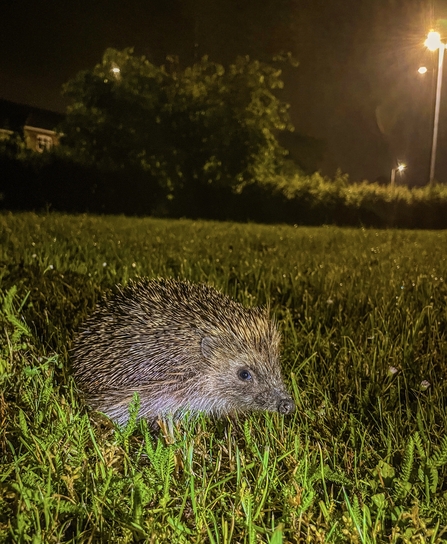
{"left": 254, "top": 388, "right": 295, "bottom": 414}
{"left": 277, "top": 396, "right": 295, "bottom": 415}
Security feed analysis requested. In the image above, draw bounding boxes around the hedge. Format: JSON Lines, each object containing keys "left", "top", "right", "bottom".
{"left": 1, "top": 155, "right": 446, "bottom": 229}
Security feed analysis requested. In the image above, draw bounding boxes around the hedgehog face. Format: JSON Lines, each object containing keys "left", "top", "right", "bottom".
{"left": 226, "top": 362, "right": 295, "bottom": 415}
{"left": 201, "top": 335, "right": 295, "bottom": 416}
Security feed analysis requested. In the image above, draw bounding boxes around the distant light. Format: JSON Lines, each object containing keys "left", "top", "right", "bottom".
{"left": 111, "top": 66, "right": 121, "bottom": 74}
{"left": 397, "top": 164, "right": 406, "bottom": 173}
{"left": 425, "top": 31, "right": 443, "bottom": 51}
{"left": 418, "top": 66, "right": 428, "bottom": 74}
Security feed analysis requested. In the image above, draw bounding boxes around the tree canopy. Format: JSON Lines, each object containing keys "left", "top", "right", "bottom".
{"left": 60, "top": 48, "right": 296, "bottom": 195}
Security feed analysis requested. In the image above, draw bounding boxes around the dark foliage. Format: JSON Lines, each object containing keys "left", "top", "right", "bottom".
{"left": 0, "top": 154, "right": 163, "bottom": 216}
{"left": 2, "top": 153, "right": 447, "bottom": 228}
{"left": 59, "top": 49, "right": 296, "bottom": 196}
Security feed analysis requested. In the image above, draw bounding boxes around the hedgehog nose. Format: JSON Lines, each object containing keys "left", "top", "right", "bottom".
{"left": 277, "top": 397, "right": 295, "bottom": 414}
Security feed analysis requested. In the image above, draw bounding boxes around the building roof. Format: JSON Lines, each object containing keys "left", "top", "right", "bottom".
{"left": 0, "top": 98, "right": 64, "bottom": 133}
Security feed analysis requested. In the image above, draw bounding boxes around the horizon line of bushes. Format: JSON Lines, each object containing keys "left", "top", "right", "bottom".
{"left": 1, "top": 149, "right": 447, "bottom": 229}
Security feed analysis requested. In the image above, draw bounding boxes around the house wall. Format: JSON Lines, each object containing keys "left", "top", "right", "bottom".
{"left": 24, "top": 126, "right": 60, "bottom": 152}
{"left": 0, "top": 128, "right": 14, "bottom": 141}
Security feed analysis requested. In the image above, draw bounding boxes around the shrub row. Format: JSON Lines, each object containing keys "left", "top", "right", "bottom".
{"left": 1, "top": 154, "right": 446, "bottom": 228}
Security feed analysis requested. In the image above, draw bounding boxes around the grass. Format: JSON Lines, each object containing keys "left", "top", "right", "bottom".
{"left": 1, "top": 211, "right": 447, "bottom": 543}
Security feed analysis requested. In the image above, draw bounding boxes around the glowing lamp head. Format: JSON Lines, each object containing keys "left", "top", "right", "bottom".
{"left": 111, "top": 66, "right": 121, "bottom": 74}
{"left": 418, "top": 66, "right": 428, "bottom": 74}
{"left": 397, "top": 164, "right": 406, "bottom": 173}
{"left": 425, "top": 31, "right": 443, "bottom": 51}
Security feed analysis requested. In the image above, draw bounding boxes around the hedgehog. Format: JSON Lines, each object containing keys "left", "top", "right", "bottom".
{"left": 71, "top": 278, "right": 295, "bottom": 425}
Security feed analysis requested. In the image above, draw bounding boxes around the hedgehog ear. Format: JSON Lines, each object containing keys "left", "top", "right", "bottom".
{"left": 201, "top": 336, "right": 218, "bottom": 360}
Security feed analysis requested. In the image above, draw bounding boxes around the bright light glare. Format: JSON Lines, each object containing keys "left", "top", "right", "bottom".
{"left": 397, "top": 164, "right": 406, "bottom": 173}
{"left": 425, "top": 31, "right": 443, "bottom": 51}
{"left": 111, "top": 66, "right": 121, "bottom": 74}
{"left": 418, "top": 66, "right": 428, "bottom": 74}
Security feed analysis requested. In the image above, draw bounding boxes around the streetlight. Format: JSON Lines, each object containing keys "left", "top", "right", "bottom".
{"left": 111, "top": 64, "right": 121, "bottom": 80}
{"left": 390, "top": 163, "right": 406, "bottom": 186}
{"left": 424, "top": 31, "right": 446, "bottom": 186}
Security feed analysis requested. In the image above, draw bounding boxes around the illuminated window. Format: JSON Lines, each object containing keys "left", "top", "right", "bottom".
{"left": 36, "top": 134, "right": 53, "bottom": 152}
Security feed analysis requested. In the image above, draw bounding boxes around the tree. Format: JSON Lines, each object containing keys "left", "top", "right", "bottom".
{"left": 60, "top": 48, "right": 296, "bottom": 197}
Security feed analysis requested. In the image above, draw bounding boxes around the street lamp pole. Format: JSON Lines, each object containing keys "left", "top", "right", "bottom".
{"left": 429, "top": 44, "right": 444, "bottom": 186}
{"left": 425, "top": 31, "right": 446, "bottom": 186}
{"left": 391, "top": 168, "right": 396, "bottom": 186}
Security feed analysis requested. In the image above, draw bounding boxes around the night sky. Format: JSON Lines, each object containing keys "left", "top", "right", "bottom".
{"left": 1, "top": 0, "right": 446, "bottom": 185}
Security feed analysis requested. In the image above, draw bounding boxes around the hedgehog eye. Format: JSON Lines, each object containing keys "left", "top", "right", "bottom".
{"left": 237, "top": 369, "right": 252, "bottom": 381}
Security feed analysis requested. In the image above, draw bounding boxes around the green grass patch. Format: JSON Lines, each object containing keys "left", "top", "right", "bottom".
{"left": 1, "top": 212, "right": 447, "bottom": 543}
